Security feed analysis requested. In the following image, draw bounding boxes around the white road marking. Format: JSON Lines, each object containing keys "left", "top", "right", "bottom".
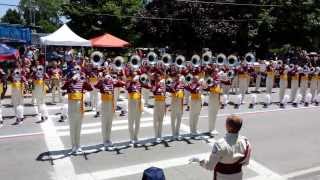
{"left": 247, "top": 160, "right": 285, "bottom": 180}
{"left": 77, "top": 153, "right": 209, "bottom": 180}
{"left": 283, "top": 165, "right": 320, "bottom": 179}
{"left": 40, "top": 117, "right": 94, "bottom": 180}
{"left": 56, "top": 121, "right": 171, "bottom": 137}
{"left": 0, "top": 132, "right": 43, "bottom": 140}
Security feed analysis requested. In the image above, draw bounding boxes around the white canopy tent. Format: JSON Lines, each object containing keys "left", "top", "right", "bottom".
{"left": 40, "top": 24, "right": 91, "bottom": 46}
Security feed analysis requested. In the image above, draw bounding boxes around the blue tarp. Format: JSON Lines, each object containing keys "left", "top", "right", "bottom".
{"left": 0, "top": 24, "right": 32, "bottom": 44}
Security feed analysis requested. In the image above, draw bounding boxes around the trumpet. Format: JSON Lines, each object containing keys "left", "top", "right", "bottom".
{"left": 175, "top": 55, "right": 185, "bottom": 69}
{"left": 227, "top": 55, "right": 239, "bottom": 67}
{"left": 113, "top": 56, "right": 124, "bottom": 71}
{"left": 161, "top": 53, "right": 172, "bottom": 67}
{"left": 129, "top": 54, "right": 141, "bottom": 70}
{"left": 217, "top": 53, "right": 227, "bottom": 66}
{"left": 90, "top": 51, "right": 105, "bottom": 67}
{"left": 191, "top": 54, "right": 201, "bottom": 68}
{"left": 147, "top": 52, "right": 158, "bottom": 66}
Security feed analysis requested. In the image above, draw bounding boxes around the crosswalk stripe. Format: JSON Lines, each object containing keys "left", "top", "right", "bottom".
{"left": 56, "top": 121, "right": 171, "bottom": 136}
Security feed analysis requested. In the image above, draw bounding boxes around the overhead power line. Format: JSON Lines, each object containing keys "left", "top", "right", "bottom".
{"left": 0, "top": 3, "right": 19, "bottom": 7}
{"left": 176, "top": 0, "right": 284, "bottom": 7}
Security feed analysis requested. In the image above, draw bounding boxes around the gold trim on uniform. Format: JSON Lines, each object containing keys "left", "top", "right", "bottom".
{"left": 89, "top": 77, "right": 98, "bottom": 84}
{"left": 11, "top": 82, "right": 22, "bottom": 89}
{"left": 173, "top": 90, "right": 184, "bottom": 99}
{"left": 68, "top": 92, "right": 83, "bottom": 100}
{"left": 154, "top": 95, "right": 166, "bottom": 101}
{"left": 210, "top": 86, "right": 223, "bottom": 94}
{"left": 191, "top": 93, "right": 201, "bottom": 100}
{"left": 280, "top": 75, "right": 288, "bottom": 80}
{"left": 292, "top": 75, "right": 299, "bottom": 80}
{"left": 101, "top": 93, "right": 113, "bottom": 101}
{"left": 301, "top": 75, "right": 308, "bottom": 81}
{"left": 34, "top": 80, "right": 44, "bottom": 85}
{"left": 128, "top": 92, "right": 141, "bottom": 100}
{"left": 239, "top": 74, "right": 247, "bottom": 79}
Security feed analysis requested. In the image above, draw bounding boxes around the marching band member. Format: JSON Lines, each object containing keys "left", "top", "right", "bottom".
{"left": 254, "top": 60, "right": 262, "bottom": 92}
{"left": 140, "top": 60, "right": 151, "bottom": 108}
{"left": 151, "top": 75, "right": 166, "bottom": 141}
{"left": 278, "top": 64, "right": 288, "bottom": 105}
{"left": 183, "top": 64, "right": 191, "bottom": 111}
{"left": 220, "top": 67, "right": 232, "bottom": 97}
{"left": 111, "top": 60, "right": 126, "bottom": 116}
{"left": 290, "top": 65, "right": 300, "bottom": 102}
{"left": 205, "top": 71, "right": 222, "bottom": 135}
{"left": 317, "top": 68, "right": 320, "bottom": 101}
{"left": 167, "top": 75, "right": 185, "bottom": 139}
{"left": 186, "top": 75, "right": 202, "bottom": 136}
{"left": 126, "top": 73, "right": 143, "bottom": 145}
{"left": 62, "top": 68, "right": 93, "bottom": 154}
{"left": 95, "top": 73, "right": 125, "bottom": 148}
{"left": 48, "top": 61, "right": 63, "bottom": 103}
{"left": 0, "top": 68, "right": 5, "bottom": 127}
{"left": 309, "top": 67, "right": 318, "bottom": 102}
{"left": 85, "top": 62, "right": 100, "bottom": 117}
{"left": 265, "top": 62, "right": 275, "bottom": 94}
{"left": 237, "top": 64, "right": 248, "bottom": 104}
{"left": 9, "top": 64, "right": 26, "bottom": 125}
{"left": 300, "top": 66, "right": 309, "bottom": 101}
{"left": 32, "top": 64, "right": 49, "bottom": 121}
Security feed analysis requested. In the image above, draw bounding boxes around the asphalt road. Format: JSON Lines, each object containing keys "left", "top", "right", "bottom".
{"left": 0, "top": 88, "right": 320, "bottom": 180}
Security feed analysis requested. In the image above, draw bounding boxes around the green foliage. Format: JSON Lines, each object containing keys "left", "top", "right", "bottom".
{"left": 62, "top": 0, "right": 143, "bottom": 42}
{"left": 18, "top": 0, "right": 65, "bottom": 32}
{"left": 1, "top": 9, "right": 24, "bottom": 24}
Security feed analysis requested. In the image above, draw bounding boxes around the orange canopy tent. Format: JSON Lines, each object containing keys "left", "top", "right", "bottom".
{"left": 90, "top": 33, "right": 129, "bottom": 48}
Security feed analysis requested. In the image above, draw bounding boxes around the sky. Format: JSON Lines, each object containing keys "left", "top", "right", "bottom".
{"left": 0, "top": 0, "right": 20, "bottom": 18}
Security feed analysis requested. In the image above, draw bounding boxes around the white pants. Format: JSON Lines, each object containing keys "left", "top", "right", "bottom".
{"left": 90, "top": 89, "right": 99, "bottom": 111}
{"left": 142, "top": 88, "right": 150, "bottom": 106}
{"left": 208, "top": 93, "right": 220, "bottom": 132}
{"left": 128, "top": 98, "right": 142, "bottom": 141}
{"left": 310, "top": 79, "right": 318, "bottom": 101}
{"left": 33, "top": 84, "right": 46, "bottom": 116}
{"left": 279, "top": 79, "right": 287, "bottom": 102}
{"left": 221, "top": 84, "right": 230, "bottom": 97}
{"left": 290, "top": 80, "right": 299, "bottom": 102}
{"left": 255, "top": 74, "right": 261, "bottom": 91}
{"left": 215, "top": 171, "right": 243, "bottom": 180}
{"left": 300, "top": 79, "right": 309, "bottom": 100}
{"left": 231, "top": 76, "right": 239, "bottom": 94}
{"left": 51, "top": 79, "right": 61, "bottom": 103}
{"left": 68, "top": 100, "right": 83, "bottom": 149}
{"left": 153, "top": 100, "right": 166, "bottom": 138}
{"left": 171, "top": 97, "right": 183, "bottom": 136}
{"left": 101, "top": 100, "right": 114, "bottom": 143}
{"left": 266, "top": 76, "right": 274, "bottom": 94}
{"left": 11, "top": 87, "right": 24, "bottom": 118}
{"left": 184, "top": 90, "right": 190, "bottom": 105}
{"left": 189, "top": 98, "right": 202, "bottom": 134}
{"left": 318, "top": 80, "right": 320, "bottom": 97}
{"left": 239, "top": 78, "right": 247, "bottom": 102}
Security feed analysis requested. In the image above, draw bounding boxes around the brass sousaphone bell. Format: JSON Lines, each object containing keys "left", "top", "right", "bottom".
{"left": 161, "top": 53, "right": 172, "bottom": 67}
{"left": 129, "top": 54, "right": 141, "bottom": 70}
{"left": 202, "top": 52, "right": 212, "bottom": 65}
{"left": 175, "top": 55, "right": 185, "bottom": 69}
{"left": 227, "top": 55, "right": 239, "bottom": 67}
{"left": 113, "top": 56, "right": 124, "bottom": 71}
{"left": 191, "top": 54, "right": 201, "bottom": 68}
{"left": 147, "top": 52, "right": 158, "bottom": 66}
{"left": 90, "top": 51, "right": 105, "bottom": 67}
{"left": 217, "top": 53, "right": 227, "bottom": 66}
{"left": 244, "top": 52, "right": 256, "bottom": 64}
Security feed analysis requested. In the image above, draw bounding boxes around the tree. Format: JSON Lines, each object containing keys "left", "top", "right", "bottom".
{"left": 135, "top": 0, "right": 262, "bottom": 54}
{"left": 18, "top": 0, "right": 65, "bottom": 32}
{"left": 62, "top": 0, "right": 143, "bottom": 41}
{"left": 1, "top": 9, "right": 24, "bottom": 24}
